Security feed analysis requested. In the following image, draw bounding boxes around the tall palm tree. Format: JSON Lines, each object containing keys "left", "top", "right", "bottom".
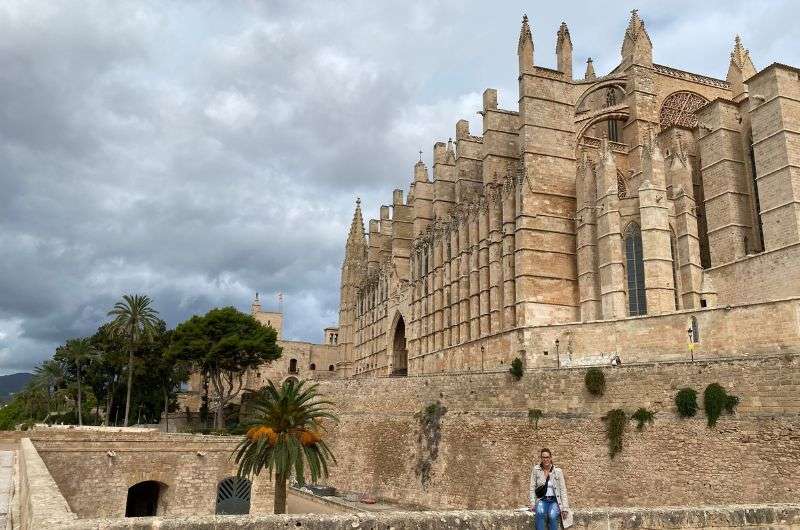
{"left": 61, "top": 338, "right": 98, "bottom": 426}
{"left": 233, "top": 379, "right": 338, "bottom": 514}
{"left": 32, "top": 360, "right": 65, "bottom": 414}
{"left": 107, "top": 294, "right": 160, "bottom": 427}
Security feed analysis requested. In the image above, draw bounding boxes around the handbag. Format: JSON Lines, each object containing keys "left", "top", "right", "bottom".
{"left": 534, "top": 472, "right": 550, "bottom": 499}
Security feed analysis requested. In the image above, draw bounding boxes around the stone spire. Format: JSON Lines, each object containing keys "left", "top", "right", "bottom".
{"left": 518, "top": 14, "right": 534, "bottom": 74}
{"left": 414, "top": 157, "right": 430, "bottom": 182}
{"left": 556, "top": 21, "right": 573, "bottom": 78}
{"left": 726, "top": 35, "right": 757, "bottom": 102}
{"left": 584, "top": 57, "right": 596, "bottom": 80}
{"left": 346, "top": 198, "right": 367, "bottom": 253}
{"left": 445, "top": 137, "right": 456, "bottom": 164}
{"left": 621, "top": 9, "right": 652, "bottom": 67}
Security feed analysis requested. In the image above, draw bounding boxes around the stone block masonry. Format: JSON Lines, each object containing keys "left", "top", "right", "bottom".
{"left": 315, "top": 355, "right": 800, "bottom": 510}
{"left": 29, "top": 431, "right": 274, "bottom": 519}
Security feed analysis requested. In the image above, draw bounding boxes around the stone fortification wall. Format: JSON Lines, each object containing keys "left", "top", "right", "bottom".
{"left": 707, "top": 244, "right": 800, "bottom": 306}
{"left": 401, "top": 298, "right": 800, "bottom": 372}
{"left": 29, "top": 431, "right": 274, "bottom": 519}
{"left": 314, "top": 355, "right": 800, "bottom": 510}
{"left": 18, "top": 438, "right": 77, "bottom": 529}
{"left": 56, "top": 505, "right": 800, "bottom": 530}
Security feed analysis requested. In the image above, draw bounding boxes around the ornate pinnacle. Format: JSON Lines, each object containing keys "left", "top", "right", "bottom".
{"left": 518, "top": 14, "right": 533, "bottom": 52}
{"left": 584, "top": 57, "right": 596, "bottom": 80}
{"left": 557, "top": 21, "right": 571, "bottom": 46}
{"left": 730, "top": 34, "right": 751, "bottom": 68}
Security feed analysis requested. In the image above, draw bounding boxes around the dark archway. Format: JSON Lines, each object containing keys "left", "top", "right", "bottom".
{"left": 216, "top": 476, "right": 252, "bottom": 515}
{"left": 391, "top": 315, "right": 408, "bottom": 376}
{"left": 125, "top": 481, "right": 165, "bottom": 517}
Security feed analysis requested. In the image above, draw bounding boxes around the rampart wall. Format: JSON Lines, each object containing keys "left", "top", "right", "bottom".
{"left": 29, "top": 431, "right": 274, "bottom": 519}
{"left": 316, "top": 355, "right": 800, "bottom": 510}
{"left": 55, "top": 505, "right": 800, "bottom": 530}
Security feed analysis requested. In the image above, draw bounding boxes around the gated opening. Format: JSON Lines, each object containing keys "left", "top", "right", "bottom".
{"left": 125, "top": 480, "right": 165, "bottom": 517}
{"left": 216, "top": 476, "right": 252, "bottom": 515}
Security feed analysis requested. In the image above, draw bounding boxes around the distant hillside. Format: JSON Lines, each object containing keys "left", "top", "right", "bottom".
{"left": 0, "top": 373, "right": 33, "bottom": 401}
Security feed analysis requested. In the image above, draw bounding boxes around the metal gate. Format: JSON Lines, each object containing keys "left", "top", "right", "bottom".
{"left": 215, "top": 477, "right": 251, "bottom": 515}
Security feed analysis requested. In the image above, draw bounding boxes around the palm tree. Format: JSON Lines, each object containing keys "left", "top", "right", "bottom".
{"left": 60, "top": 338, "right": 98, "bottom": 426}
{"left": 107, "top": 294, "right": 160, "bottom": 427}
{"left": 233, "top": 379, "right": 338, "bottom": 514}
{"left": 32, "top": 360, "right": 65, "bottom": 414}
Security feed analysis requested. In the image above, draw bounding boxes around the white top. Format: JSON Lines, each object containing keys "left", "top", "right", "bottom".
{"left": 545, "top": 477, "right": 555, "bottom": 497}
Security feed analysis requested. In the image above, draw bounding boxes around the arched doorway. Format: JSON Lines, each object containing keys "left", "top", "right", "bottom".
{"left": 216, "top": 476, "right": 252, "bottom": 515}
{"left": 125, "top": 480, "right": 165, "bottom": 517}
{"left": 391, "top": 315, "right": 408, "bottom": 376}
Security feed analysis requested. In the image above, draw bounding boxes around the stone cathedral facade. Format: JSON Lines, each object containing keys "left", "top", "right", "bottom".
{"left": 335, "top": 11, "right": 800, "bottom": 379}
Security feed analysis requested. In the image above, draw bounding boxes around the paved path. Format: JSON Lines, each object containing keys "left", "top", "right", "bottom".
{"left": 0, "top": 451, "right": 14, "bottom": 529}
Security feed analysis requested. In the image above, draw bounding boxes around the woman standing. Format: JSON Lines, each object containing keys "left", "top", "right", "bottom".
{"left": 530, "top": 448, "right": 573, "bottom": 530}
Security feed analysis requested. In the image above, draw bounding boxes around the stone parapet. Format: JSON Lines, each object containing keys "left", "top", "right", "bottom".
{"left": 56, "top": 505, "right": 800, "bottom": 529}
{"left": 19, "top": 438, "right": 77, "bottom": 529}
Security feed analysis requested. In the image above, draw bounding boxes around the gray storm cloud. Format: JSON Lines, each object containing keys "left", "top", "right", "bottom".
{"left": 1, "top": 0, "right": 798, "bottom": 373}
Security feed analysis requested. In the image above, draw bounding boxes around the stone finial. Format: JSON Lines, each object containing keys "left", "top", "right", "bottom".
{"left": 446, "top": 137, "right": 456, "bottom": 164}
{"left": 518, "top": 14, "right": 534, "bottom": 73}
{"left": 556, "top": 21, "right": 573, "bottom": 78}
{"left": 584, "top": 57, "right": 596, "bottom": 80}
{"left": 726, "top": 34, "right": 756, "bottom": 102}
{"left": 621, "top": 9, "right": 652, "bottom": 66}
{"left": 346, "top": 197, "right": 367, "bottom": 252}
{"left": 414, "top": 158, "right": 429, "bottom": 183}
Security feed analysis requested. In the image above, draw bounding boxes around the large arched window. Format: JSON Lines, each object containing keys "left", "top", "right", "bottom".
{"left": 625, "top": 224, "right": 647, "bottom": 316}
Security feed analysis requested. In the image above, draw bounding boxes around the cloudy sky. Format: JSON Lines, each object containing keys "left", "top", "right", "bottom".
{"left": 1, "top": 0, "right": 798, "bottom": 374}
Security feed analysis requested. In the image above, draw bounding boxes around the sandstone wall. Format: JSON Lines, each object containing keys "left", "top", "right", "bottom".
{"left": 315, "top": 355, "right": 800, "bottom": 510}
{"left": 30, "top": 431, "right": 274, "bottom": 519}
{"left": 57, "top": 505, "right": 800, "bottom": 530}
{"left": 706, "top": 244, "right": 800, "bottom": 305}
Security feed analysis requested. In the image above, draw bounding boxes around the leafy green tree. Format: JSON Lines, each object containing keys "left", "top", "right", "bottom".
{"left": 87, "top": 323, "right": 128, "bottom": 425}
{"left": 107, "top": 294, "right": 161, "bottom": 426}
{"left": 168, "top": 307, "right": 281, "bottom": 429}
{"left": 233, "top": 379, "right": 338, "bottom": 514}
{"left": 31, "top": 360, "right": 65, "bottom": 416}
{"left": 55, "top": 338, "right": 98, "bottom": 425}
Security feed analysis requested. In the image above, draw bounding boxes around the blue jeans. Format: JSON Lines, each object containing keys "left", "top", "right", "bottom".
{"left": 535, "top": 498, "right": 561, "bottom": 530}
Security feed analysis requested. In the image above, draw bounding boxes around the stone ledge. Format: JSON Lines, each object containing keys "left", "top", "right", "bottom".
{"left": 18, "top": 438, "right": 77, "bottom": 529}
{"left": 57, "top": 504, "right": 800, "bottom": 530}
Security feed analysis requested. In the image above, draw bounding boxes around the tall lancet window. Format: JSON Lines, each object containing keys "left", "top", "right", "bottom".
{"left": 606, "top": 89, "right": 621, "bottom": 142}
{"left": 625, "top": 223, "right": 647, "bottom": 316}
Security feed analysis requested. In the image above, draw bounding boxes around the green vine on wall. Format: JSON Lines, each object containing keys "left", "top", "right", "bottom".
{"left": 704, "top": 383, "right": 740, "bottom": 427}
{"left": 585, "top": 368, "right": 606, "bottom": 396}
{"left": 509, "top": 357, "right": 524, "bottom": 380}
{"left": 604, "top": 409, "right": 627, "bottom": 459}
{"left": 631, "top": 408, "right": 655, "bottom": 431}
{"left": 415, "top": 401, "right": 447, "bottom": 488}
{"left": 528, "top": 408, "right": 543, "bottom": 430}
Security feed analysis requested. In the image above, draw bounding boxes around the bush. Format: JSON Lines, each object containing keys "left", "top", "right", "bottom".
{"left": 584, "top": 368, "right": 605, "bottom": 396}
{"left": 604, "top": 409, "right": 627, "bottom": 459}
{"left": 675, "top": 388, "right": 698, "bottom": 418}
{"left": 631, "top": 408, "right": 655, "bottom": 431}
{"left": 528, "top": 408, "right": 543, "bottom": 430}
{"left": 509, "top": 357, "right": 524, "bottom": 380}
{"left": 704, "top": 383, "right": 739, "bottom": 427}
